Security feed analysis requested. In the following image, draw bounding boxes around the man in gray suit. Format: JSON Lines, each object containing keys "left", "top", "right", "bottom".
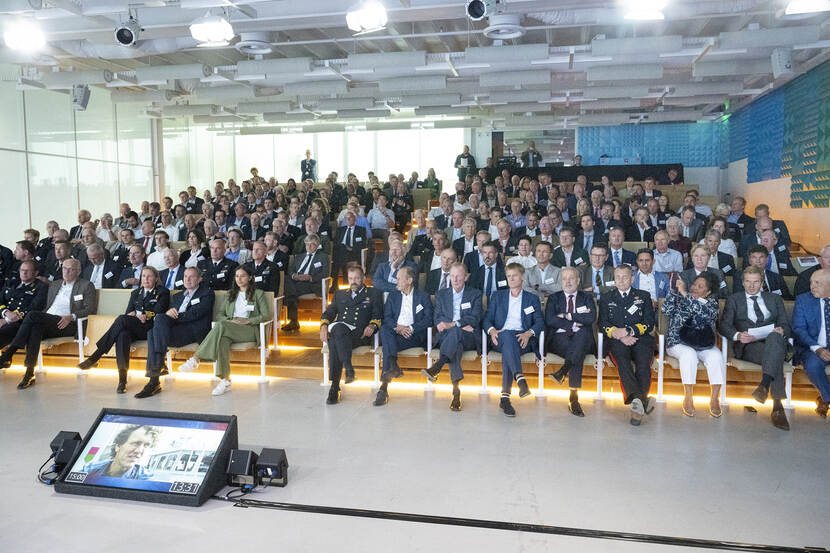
{"left": 679, "top": 206, "right": 705, "bottom": 242}
{"left": 0, "top": 258, "right": 97, "bottom": 389}
{"left": 719, "top": 266, "right": 791, "bottom": 430}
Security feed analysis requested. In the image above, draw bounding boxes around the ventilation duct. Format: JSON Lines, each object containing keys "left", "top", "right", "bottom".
{"left": 464, "top": 43, "right": 550, "bottom": 64}
{"left": 581, "top": 86, "right": 651, "bottom": 99}
{"left": 692, "top": 58, "right": 772, "bottom": 77}
{"left": 41, "top": 70, "right": 112, "bottom": 89}
{"left": 591, "top": 35, "right": 683, "bottom": 56}
{"left": 348, "top": 50, "right": 427, "bottom": 71}
{"left": 643, "top": 110, "right": 703, "bottom": 122}
{"left": 718, "top": 26, "right": 820, "bottom": 49}
{"left": 337, "top": 109, "right": 390, "bottom": 119}
{"left": 663, "top": 95, "right": 726, "bottom": 106}
{"left": 577, "top": 113, "right": 633, "bottom": 126}
{"left": 397, "top": 93, "right": 461, "bottom": 107}
{"left": 135, "top": 64, "right": 212, "bottom": 85}
{"left": 162, "top": 104, "right": 219, "bottom": 116}
{"left": 110, "top": 89, "right": 178, "bottom": 103}
{"left": 52, "top": 38, "right": 199, "bottom": 60}
{"left": 263, "top": 112, "right": 319, "bottom": 123}
{"left": 236, "top": 101, "right": 293, "bottom": 114}
{"left": 414, "top": 106, "right": 471, "bottom": 116}
{"left": 587, "top": 64, "right": 664, "bottom": 81}
{"left": 580, "top": 98, "right": 642, "bottom": 110}
{"left": 379, "top": 75, "right": 446, "bottom": 92}
{"left": 492, "top": 102, "right": 552, "bottom": 113}
{"left": 317, "top": 97, "right": 376, "bottom": 110}
{"left": 488, "top": 90, "right": 552, "bottom": 103}
{"left": 236, "top": 57, "right": 313, "bottom": 80}
{"left": 283, "top": 80, "right": 348, "bottom": 95}
{"left": 480, "top": 70, "right": 551, "bottom": 87}
{"left": 192, "top": 85, "right": 256, "bottom": 101}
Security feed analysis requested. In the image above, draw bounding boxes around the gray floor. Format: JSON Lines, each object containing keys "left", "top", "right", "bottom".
{"left": 1, "top": 368, "right": 828, "bottom": 553}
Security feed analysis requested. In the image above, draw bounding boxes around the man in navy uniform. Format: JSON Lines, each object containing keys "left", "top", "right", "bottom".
{"left": 599, "top": 264, "right": 657, "bottom": 426}
{"left": 0, "top": 260, "right": 47, "bottom": 348}
{"left": 545, "top": 266, "right": 596, "bottom": 417}
{"left": 376, "top": 266, "right": 433, "bottom": 406}
{"left": 331, "top": 211, "right": 367, "bottom": 291}
{"left": 136, "top": 267, "right": 215, "bottom": 398}
{"left": 320, "top": 264, "right": 383, "bottom": 404}
{"left": 197, "top": 238, "right": 238, "bottom": 291}
{"left": 78, "top": 266, "right": 170, "bottom": 394}
{"left": 483, "top": 262, "right": 543, "bottom": 417}
{"left": 423, "top": 262, "right": 482, "bottom": 411}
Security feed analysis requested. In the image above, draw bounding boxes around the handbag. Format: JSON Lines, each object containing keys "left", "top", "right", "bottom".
{"left": 679, "top": 323, "right": 715, "bottom": 351}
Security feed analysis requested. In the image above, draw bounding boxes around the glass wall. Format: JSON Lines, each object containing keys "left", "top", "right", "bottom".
{"left": 0, "top": 73, "right": 153, "bottom": 247}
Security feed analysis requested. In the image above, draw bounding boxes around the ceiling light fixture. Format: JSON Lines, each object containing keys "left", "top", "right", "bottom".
{"left": 622, "top": 0, "right": 666, "bottom": 21}
{"left": 785, "top": 0, "right": 830, "bottom": 14}
{"left": 4, "top": 19, "right": 46, "bottom": 52}
{"left": 346, "top": 1, "right": 387, "bottom": 35}
{"left": 190, "top": 11, "right": 234, "bottom": 47}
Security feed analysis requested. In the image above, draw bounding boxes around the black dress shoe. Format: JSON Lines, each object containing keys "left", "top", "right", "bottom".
{"left": 134, "top": 381, "right": 161, "bottom": 398}
{"left": 421, "top": 364, "right": 441, "bottom": 383}
{"left": 771, "top": 407, "right": 790, "bottom": 431}
{"left": 569, "top": 400, "right": 585, "bottom": 417}
{"left": 816, "top": 396, "right": 829, "bottom": 418}
{"left": 373, "top": 388, "right": 389, "bottom": 406}
{"left": 281, "top": 321, "right": 299, "bottom": 332}
{"left": 326, "top": 386, "right": 341, "bottom": 405}
{"left": 116, "top": 382, "right": 127, "bottom": 394}
{"left": 78, "top": 357, "right": 100, "bottom": 370}
{"left": 0, "top": 350, "right": 14, "bottom": 370}
{"left": 159, "top": 365, "right": 169, "bottom": 376}
{"left": 17, "top": 372, "right": 35, "bottom": 389}
{"left": 751, "top": 384, "right": 769, "bottom": 405}
{"left": 499, "top": 396, "right": 516, "bottom": 417}
{"left": 344, "top": 369, "right": 355, "bottom": 384}
{"left": 517, "top": 378, "right": 531, "bottom": 398}
{"left": 449, "top": 389, "right": 462, "bottom": 411}
{"left": 549, "top": 368, "right": 567, "bottom": 386}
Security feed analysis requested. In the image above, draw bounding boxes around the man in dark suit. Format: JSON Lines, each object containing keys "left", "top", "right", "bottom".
{"left": 0, "top": 259, "right": 97, "bottom": 389}
{"left": 42, "top": 240, "right": 74, "bottom": 283}
{"left": 759, "top": 229, "right": 796, "bottom": 277}
{"left": 197, "top": 239, "right": 238, "bottom": 291}
{"left": 463, "top": 231, "right": 491, "bottom": 275}
{"left": 423, "top": 262, "right": 482, "bottom": 411}
{"left": 605, "top": 228, "right": 636, "bottom": 268}
{"left": 228, "top": 202, "right": 253, "bottom": 240}
{"left": 301, "top": 150, "right": 317, "bottom": 182}
{"left": 425, "top": 248, "right": 456, "bottom": 296}
{"left": 281, "top": 234, "right": 330, "bottom": 332}
{"left": 702, "top": 229, "right": 737, "bottom": 280}
{"left": 243, "top": 242, "right": 279, "bottom": 293}
{"left": 680, "top": 245, "right": 727, "bottom": 299}
{"left": 483, "top": 262, "right": 543, "bottom": 417}
{"left": 739, "top": 215, "right": 773, "bottom": 258}
{"left": 454, "top": 145, "right": 476, "bottom": 181}
{"left": 432, "top": 199, "right": 454, "bottom": 231}
{"left": 418, "top": 231, "right": 449, "bottom": 276}
{"left": 727, "top": 196, "right": 754, "bottom": 242}
{"left": 137, "top": 267, "right": 215, "bottom": 398}
{"left": 599, "top": 264, "right": 656, "bottom": 426}
{"left": 794, "top": 245, "right": 830, "bottom": 297}
{"left": 78, "top": 267, "right": 170, "bottom": 393}
{"left": 754, "top": 203, "right": 791, "bottom": 248}
{"left": 331, "top": 211, "right": 368, "bottom": 291}
{"left": 159, "top": 249, "right": 186, "bottom": 291}
{"left": 0, "top": 260, "right": 47, "bottom": 348}
{"left": 81, "top": 245, "right": 121, "bottom": 289}
{"left": 545, "top": 266, "right": 596, "bottom": 417}
{"left": 69, "top": 209, "right": 92, "bottom": 241}
{"left": 321, "top": 264, "right": 383, "bottom": 404}
{"left": 734, "top": 246, "right": 793, "bottom": 299}
{"left": 577, "top": 213, "right": 599, "bottom": 253}
{"left": 679, "top": 206, "right": 705, "bottom": 242}
{"left": 376, "top": 267, "right": 433, "bottom": 406}
{"left": 551, "top": 228, "right": 588, "bottom": 269}
{"left": 470, "top": 242, "right": 507, "bottom": 300}
{"left": 118, "top": 245, "right": 146, "bottom": 290}
{"left": 581, "top": 244, "right": 615, "bottom": 299}
{"left": 625, "top": 207, "right": 657, "bottom": 243}
{"left": 792, "top": 269, "right": 830, "bottom": 417}
{"left": 373, "top": 240, "right": 418, "bottom": 294}
{"left": 720, "top": 266, "right": 792, "bottom": 430}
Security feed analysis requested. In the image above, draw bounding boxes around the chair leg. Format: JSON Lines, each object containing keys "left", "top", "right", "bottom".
{"left": 36, "top": 348, "right": 44, "bottom": 374}
{"left": 166, "top": 351, "right": 174, "bottom": 380}
{"left": 784, "top": 372, "right": 793, "bottom": 410}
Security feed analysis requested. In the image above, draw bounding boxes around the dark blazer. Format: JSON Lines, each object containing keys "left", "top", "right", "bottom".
{"left": 580, "top": 264, "right": 615, "bottom": 296}
{"left": 719, "top": 290, "right": 791, "bottom": 358}
{"left": 110, "top": 243, "right": 133, "bottom": 267}
{"left": 773, "top": 220, "right": 791, "bottom": 247}
{"left": 382, "top": 289, "right": 434, "bottom": 335}
{"left": 733, "top": 269, "right": 792, "bottom": 300}
{"left": 483, "top": 289, "right": 544, "bottom": 337}
{"left": 159, "top": 265, "right": 187, "bottom": 291}
{"left": 179, "top": 247, "right": 210, "bottom": 268}
{"left": 495, "top": 236, "right": 520, "bottom": 257}
{"left": 197, "top": 257, "right": 239, "bottom": 290}
{"left": 792, "top": 292, "right": 827, "bottom": 364}
{"left": 599, "top": 288, "right": 655, "bottom": 339}
{"left": 682, "top": 219, "right": 706, "bottom": 242}
{"left": 69, "top": 225, "right": 84, "bottom": 241}
{"left": 680, "top": 267, "right": 728, "bottom": 299}
{"left": 119, "top": 264, "right": 144, "bottom": 289}
{"left": 243, "top": 260, "right": 279, "bottom": 293}
{"left": 170, "top": 285, "right": 215, "bottom": 341}
{"left": 470, "top": 261, "right": 507, "bottom": 295}
{"left": 426, "top": 268, "right": 450, "bottom": 296}
{"left": 551, "top": 246, "right": 589, "bottom": 268}
{"left": 373, "top": 260, "right": 419, "bottom": 294}
{"left": 544, "top": 290, "right": 596, "bottom": 335}
{"left": 126, "top": 286, "right": 170, "bottom": 321}
{"left": 463, "top": 250, "right": 484, "bottom": 275}
{"left": 0, "top": 279, "right": 48, "bottom": 318}
{"left": 605, "top": 248, "right": 636, "bottom": 268}
{"left": 332, "top": 225, "right": 368, "bottom": 262}
{"left": 708, "top": 251, "right": 737, "bottom": 278}
{"left": 768, "top": 242, "right": 797, "bottom": 276}
{"left": 624, "top": 225, "right": 656, "bottom": 243}
{"left": 81, "top": 259, "right": 122, "bottom": 289}
{"left": 452, "top": 236, "right": 477, "bottom": 260}
{"left": 433, "top": 213, "right": 451, "bottom": 230}
{"left": 727, "top": 213, "right": 754, "bottom": 242}
{"left": 321, "top": 285, "right": 383, "bottom": 329}
{"left": 434, "top": 286, "right": 482, "bottom": 332}
{"left": 227, "top": 216, "right": 252, "bottom": 240}
{"left": 418, "top": 250, "right": 442, "bottom": 275}
{"left": 794, "top": 264, "right": 820, "bottom": 297}
{"left": 45, "top": 278, "right": 97, "bottom": 319}
{"left": 290, "top": 250, "right": 330, "bottom": 284}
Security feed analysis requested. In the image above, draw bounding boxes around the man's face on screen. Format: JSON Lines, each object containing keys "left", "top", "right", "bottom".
{"left": 112, "top": 429, "right": 155, "bottom": 473}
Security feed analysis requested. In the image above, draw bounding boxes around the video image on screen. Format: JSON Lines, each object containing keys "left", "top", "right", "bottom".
{"left": 64, "top": 414, "right": 229, "bottom": 495}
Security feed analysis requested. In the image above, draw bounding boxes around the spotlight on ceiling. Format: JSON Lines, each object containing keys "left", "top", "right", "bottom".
{"left": 4, "top": 19, "right": 46, "bottom": 52}
{"left": 466, "top": 0, "right": 496, "bottom": 21}
{"left": 190, "top": 12, "right": 234, "bottom": 47}
{"left": 785, "top": 0, "right": 830, "bottom": 14}
{"left": 114, "top": 16, "right": 141, "bottom": 46}
{"left": 346, "top": 1, "right": 387, "bottom": 35}
{"left": 622, "top": 0, "right": 666, "bottom": 21}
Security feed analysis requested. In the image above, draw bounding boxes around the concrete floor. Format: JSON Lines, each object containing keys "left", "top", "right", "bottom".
{"left": 0, "top": 367, "right": 828, "bottom": 553}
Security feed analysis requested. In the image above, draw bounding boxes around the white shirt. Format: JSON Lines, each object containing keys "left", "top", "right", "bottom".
{"left": 430, "top": 254, "right": 442, "bottom": 272}
{"left": 233, "top": 293, "right": 251, "bottom": 318}
{"left": 46, "top": 282, "right": 74, "bottom": 317}
{"left": 488, "top": 224, "right": 499, "bottom": 238}
{"left": 89, "top": 262, "right": 105, "bottom": 290}
{"left": 146, "top": 247, "right": 168, "bottom": 271}
{"left": 653, "top": 248, "right": 683, "bottom": 273}
{"left": 96, "top": 228, "right": 114, "bottom": 242}
{"left": 637, "top": 271, "right": 657, "bottom": 301}
{"left": 513, "top": 254, "right": 537, "bottom": 269}
{"left": 396, "top": 290, "right": 415, "bottom": 327}
{"left": 184, "top": 250, "right": 203, "bottom": 268}
{"left": 700, "top": 238, "right": 738, "bottom": 260}
{"left": 161, "top": 225, "right": 179, "bottom": 241}
{"left": 178, "top": 290, "right": 194, "bottom": 313}
{"left": 503, "top": 291, "right": 524, "bottom": 331}
{"left": 562, "top": 247, "right": 573, "bottom": 266}
{"left": 450, "top": 227, "right": 463, "bottom": 241}
{"left": 462, "top": 238, "right": 475, "bottom": 255}
{"left": 813, "top": 298, "right": 828, "bottom": 350}
{"left": 745, "top": 292, "right": 771, "bottom": 324}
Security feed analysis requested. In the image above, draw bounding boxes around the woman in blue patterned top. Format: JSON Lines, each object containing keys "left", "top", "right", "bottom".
{"left": 662, "top": 271, "right": 724, "bottom": 418}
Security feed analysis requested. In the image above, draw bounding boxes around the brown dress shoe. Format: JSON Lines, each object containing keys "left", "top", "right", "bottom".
{"left": 771, "top": 407, "right": 790, "bottom": 431}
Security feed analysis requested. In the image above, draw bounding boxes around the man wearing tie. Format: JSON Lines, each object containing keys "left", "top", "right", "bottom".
{"left": 551, "top": 228, "right": 588, "bottom": 269}
{"left": 599, "top": 264, "right": 656, "bottom": 426}
{"left": 119, "top": 245, "right": 146, "bottom": 289}
{"left": 197, "top": 239, "right": 238, "bottom": 291}
{"left": 81, "top": 245, "right": 120, "bottom": 289}
{"left": 426, "top": 248, "right": 457, "bottom": 296}
{"left": 483, "top": 263, "right": 543, "bottom": 417}
{"left": 376, "top": 267, "right": 433, "bottom": 406}
{"left": 159, "top": 249, "right": 186, "bottom": 291}
{"left": 423, "top": 262, "right": 482, "bottom": 411}
{"left": 545, "top": 267, "right": 596, "bottom": 417}
{"left": 577, "top": 214, "right": 597, "bottom": 253}
{"left": 733, "top": 246, "right": 792, "bottom": 299}
{"left": 720, "top": 266, "right": 791, "bottom": 430}
{"left": 605, "top": 228, "right": 636, "bottom": 268}
{"left": 792, "top": 269, "right": 830, "bottom": 418}
{"left": 282, "top": 235, "right": 330, "bottom": 332}
{"left": 138, "top": 220, "right": 157, "bottom": 253}
{"left": 137, "top": 267, "right": 215, "bottom": 398}
{"left": 331, "top": 211, "right": 367, "bottom": 291}
{"left": 582, "top": 244, "right": 615, "bottom": 299}
{"left": 470, "top": 242, "right": 507, "bottom": 300}
{"left": 320, "top": 265, "right": 382, "bottom": 404}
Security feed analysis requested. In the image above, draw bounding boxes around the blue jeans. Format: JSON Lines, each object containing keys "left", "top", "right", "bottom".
{"left": 491, "top": 330, "right": 536, "bottom": 393}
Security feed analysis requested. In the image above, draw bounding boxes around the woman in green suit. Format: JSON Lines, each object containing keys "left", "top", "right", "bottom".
{"left": 178, "top": 266, "right": 270, "bottom": 395}
{"left": 423, "top": 168, "right": 440, "bottom": 199}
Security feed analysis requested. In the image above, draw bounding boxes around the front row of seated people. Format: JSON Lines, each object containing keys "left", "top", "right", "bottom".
{"left": 1, "top": 241, "right": 829, "bottom": 429}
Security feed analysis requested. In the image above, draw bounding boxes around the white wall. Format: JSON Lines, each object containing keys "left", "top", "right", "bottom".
{"left": 683, "top": 167, "right": 722, "bottom": 197}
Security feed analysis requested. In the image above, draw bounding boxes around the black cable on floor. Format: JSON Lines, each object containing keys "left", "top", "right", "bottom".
{"left": 210, "top": 495, "right": 825, "bottom": 553}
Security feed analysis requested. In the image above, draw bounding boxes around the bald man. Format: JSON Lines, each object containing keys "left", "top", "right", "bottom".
{"left": 792, "top": 269, "right": 830, "bottom": 418}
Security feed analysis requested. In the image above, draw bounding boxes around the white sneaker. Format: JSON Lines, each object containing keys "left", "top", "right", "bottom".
{"left": 212, "top": 379, "right": 231, "bottom": 396}
{"left": 178, "top": 357, "right": 199, "bottom": 373}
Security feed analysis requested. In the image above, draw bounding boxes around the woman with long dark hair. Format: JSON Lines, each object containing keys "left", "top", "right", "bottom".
{"left": 179, "top": 229, "right": 210, "bottom": 268}
{"left": 178, "top": 266, "right": 270, "bottom": 395}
